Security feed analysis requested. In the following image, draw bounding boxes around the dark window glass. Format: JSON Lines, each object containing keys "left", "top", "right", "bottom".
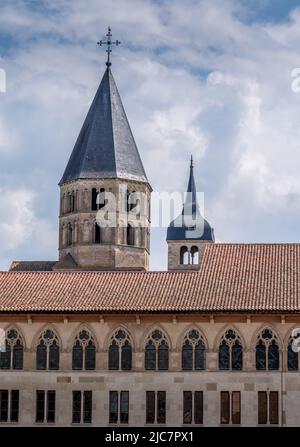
{"left": 36, "top": 342, "right": 47, "bottom": 370}
{"left": 0, "top": 390, "right": 8, "bottom": 422}
{"left": 36, "top": 391, "right": 45, "bottom": 423}
{"left": 157, "top": 391, "right": 166, "bottom": 424}
{"left": 219, "top": 341, "right": 230, "bottom": 370}
{"left": 109, "top": 341, "right": 119, "bottom": 370}
{"left": 109, "top": 391, "right": 118, "bottom": 423}
{"left": 47, "top": 391, "right": 56, "bottom": 423}
{"left": 220, "top": 391, "right": 230, "bottom": 424}
{"left": 288, "top": 341, "right": 298, "bottom": 371}
{"left": 232, "top": 342, "right": 243, "bottom": 370}
{"left": 49, "top": 341, "right": 59, "bottom": 370}
{"left": 195, "top": 342, "right": 205, "bottom": 370}
{"left": 183, "top": 391, "right": 192, "bottom": 424}
{"left": 13, "top": 340, "right": 23, "bottom": 370}
{"left": 268, "top": 341, "right": 279, "bottom": 370}
{"left": 120, "top": 391, "right": 129, "bottom": 424}
{"left": 95, "top": 223, "right": 101, "bottom": 244}
{"left": 146, "top": 391, "right": 155, "bottom": 424}
{"left": 231, "top": 391, "right": 241, "bottom": 424}
{"left": 256, "top": 341, "right": 266, "bottom": 370}
{"left": 121, "top": 341, "right": 132, "bottom": 371}
{"left": 258, "top": 391, "right": 267, "bottom": 424}
{"left": 158, "top": 341, "right": 169, "bottom": 370}
{"left": 145, "top": 342, "right": 156, "bottom": 370}
{"left": 85, "top": 341, "right": 96, "bottom": 370}
{"left": 72, "top": 391, "right": 81, "bottom": 424}
{"left": 182, "top": 341, "right": 193, "bottom": 370}
{"left": 72, "top": 340, "right": 83, "bottom": 370}
{"left": 269, "top": 392, "right": 279, "bottom": 425}
{"left": 194, "top": 391, "right": 203, "bottom": 424}
{"left": 127, "top": 224, "right": 134, "bottom": 246}
{"left": 91, "top": 188, "right": 97, "bottom": 211}
{"left": 10, "top": 390, "right": 19, "bottom": 422}
{"left": 180, "top": 246, "right": 188, "bottom": 265}
{"left": 83, "top": 391, "right": 92, "bottom": 424}
{"left": 0, "top": 344, "right": 11, "bottom": 369}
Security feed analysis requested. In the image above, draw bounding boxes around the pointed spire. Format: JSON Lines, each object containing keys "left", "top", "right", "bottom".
{"left": 166, "top": 156, "right": 214, "bottom": 241}
{"left": 59, "top": 66, "right": 148, "bottom": 185}
{"left": 184, "top": 155, "right": 197, "bottom": 217}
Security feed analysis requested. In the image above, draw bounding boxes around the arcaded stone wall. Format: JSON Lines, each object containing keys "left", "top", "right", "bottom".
{"left": 0, "top": 314, "right": 299, "bottom": 426}
{"left": 58, "top": 179, "right": 151, "bottom": 270}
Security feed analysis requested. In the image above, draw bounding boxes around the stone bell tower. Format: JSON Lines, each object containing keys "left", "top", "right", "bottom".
{"left": 166, "top": 157, "right": 214, "bottom": 271}
{"left": 57, "top": 28, "right": 151, "bottom": 271}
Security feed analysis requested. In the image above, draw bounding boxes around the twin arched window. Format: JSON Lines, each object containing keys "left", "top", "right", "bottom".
{"left": 219, "top": 329, "right": 243, "bottom": 370}
{"left": 182, "top": 329, "right": 206, "bottom": 370}
{"left": 72, "top": 330, "right": 96, "bottom": 370}
{"left": 256, "top": 329, "right": 279, "bottom": 371}
{"left": 108, "top": 329, "right": 132, "bottom": 370}
{"left": 180, "top": 246, "right": 199, "bottom": 265}
{"left": 145, "top": 330, "right": 169, "bottom": 370}
{"left": 0, "top": 329, "right": 23, "bottom": 370}
{"left": 36, "top": 329, "right": 60, "bottom": 370}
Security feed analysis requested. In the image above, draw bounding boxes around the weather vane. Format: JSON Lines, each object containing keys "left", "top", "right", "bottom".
{"left": 97, "top": 26, "right": 121, "bottom": 67}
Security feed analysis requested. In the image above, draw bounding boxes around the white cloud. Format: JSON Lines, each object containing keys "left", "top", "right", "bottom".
{"left": 0, "top": 188, "right": 57, "bottom": 270}
{"left": 1, "top": 0, "right": 300, "bottom": 271}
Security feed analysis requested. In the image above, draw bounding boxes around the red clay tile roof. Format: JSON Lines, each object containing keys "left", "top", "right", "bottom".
{"left": 2, "top": 243, "right": 300, "bottom": 313}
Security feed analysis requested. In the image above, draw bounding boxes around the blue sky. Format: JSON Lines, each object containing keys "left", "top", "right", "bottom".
{"left": 1, "top": 0, "right": 300, "bottom": 271}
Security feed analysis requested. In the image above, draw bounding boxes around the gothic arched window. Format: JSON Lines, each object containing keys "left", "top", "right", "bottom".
{"left": 72, "top": 330, "right": 96, "bottom": 371}
{"left": 180, "top": 246, "right": 189, "bottom": 265}
{"left": 190, "top": 246, "right": 199, "bottom": 264}
{"left": 288, "top": 336, "right": 298, "bottom": 371}
{"left": 145, "top": 330, "right": 169, "bottom": 371}
{"left": 256, "top": 329, "right": 279, "bottom": 371}
{"left": 219, "top": 329, "right": 243, "bottom": 370}
{"left": 182, "top": 329, "right": 206, "bottom": 370}
{"left": 108, "top": 329, "right": 132, "bottom": 371}
{"left": 36, "top": 329, "right": 60, "bottom": 370}
{"left": 0, "top": 329, "right": 24, "bottom": 370}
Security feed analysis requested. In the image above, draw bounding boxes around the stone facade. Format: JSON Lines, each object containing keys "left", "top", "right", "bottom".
{"left": 59, "top": 179, "right": 151, "bottom": 270}
{"left": 1, "top": 314, "right": 300, "bottom": 426}
{"left": 167, "top": 240, "right": 213, "bottom": 270}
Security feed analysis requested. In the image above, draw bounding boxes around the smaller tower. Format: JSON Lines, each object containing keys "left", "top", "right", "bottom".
{"left": 166, "top": 157, "right": 214, "bottom": 270}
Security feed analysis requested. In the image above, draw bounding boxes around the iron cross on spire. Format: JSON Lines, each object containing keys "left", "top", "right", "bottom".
{"left": 97, "top": 26, "right": 121, "bottom": 67}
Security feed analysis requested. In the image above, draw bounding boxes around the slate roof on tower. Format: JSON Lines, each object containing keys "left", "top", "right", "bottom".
{"left": 59, "top": 67, "right": 148, "bottom": 185}
{"left": 167, "top": 158, "right": 214, "bottom": 241}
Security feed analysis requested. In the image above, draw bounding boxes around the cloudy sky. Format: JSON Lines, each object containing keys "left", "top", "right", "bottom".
{"left": 1, "top": 0, "right": 300, "bottom": 271}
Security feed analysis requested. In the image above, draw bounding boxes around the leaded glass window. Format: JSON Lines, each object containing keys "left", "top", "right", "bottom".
{"left": 219, "top": 329, "right": 243, "bottom": 370}
{"left": 36, "top": 329, "right": 60, "bottom": 370}
{"left": 108, "top": 329, "right": 132, "bottom": 371}
{"left": 72, "top": 330, "right": 96, "bottom": 370}
{"left": 255, "top": 329, "right": 279, "bottom": 371}
{"left": 182, "top": 329, "right": 206, "bottom": 370}
{"left": 0, "top": 329, "right": 24, "bottom": 370}
{"left": 145, "top": 330, "right": 169, "bottom": 371}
